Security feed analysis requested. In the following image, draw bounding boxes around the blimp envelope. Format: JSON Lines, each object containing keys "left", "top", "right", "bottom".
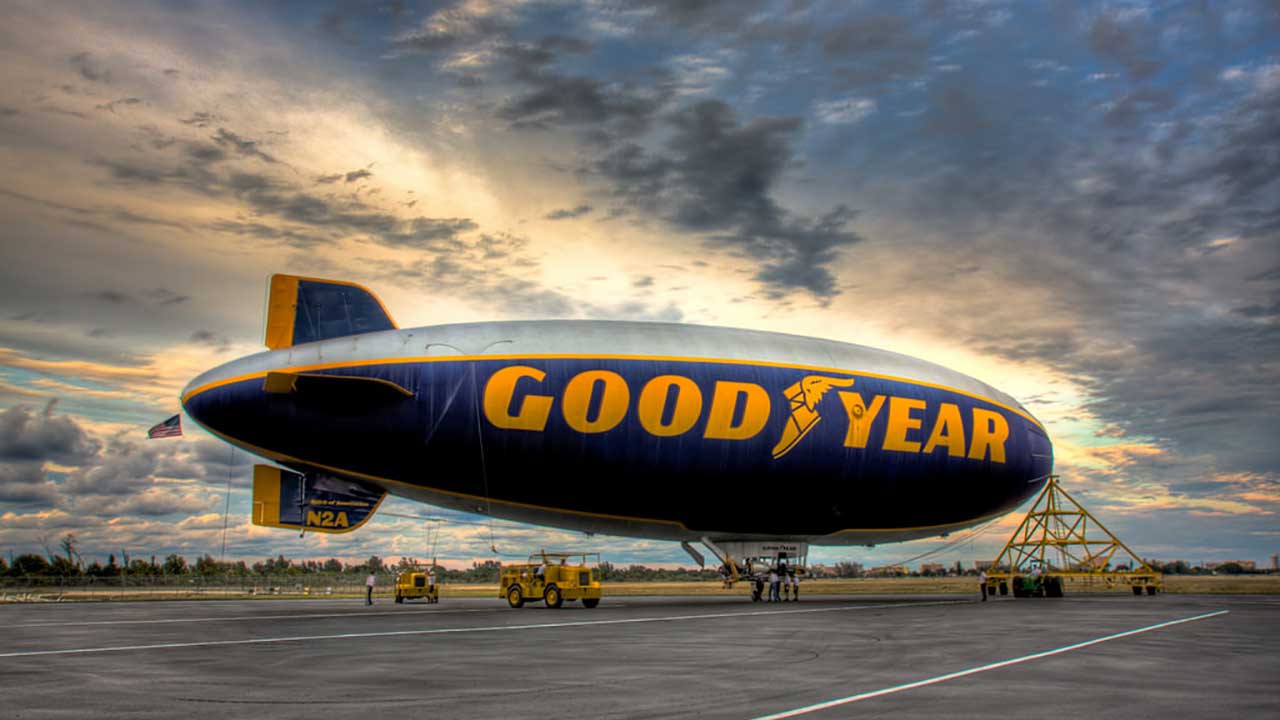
{"left": 186, "top": 274, "right": 1054, "bottom": 547}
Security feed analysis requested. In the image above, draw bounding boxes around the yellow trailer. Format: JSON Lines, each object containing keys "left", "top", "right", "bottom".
{"left": 499, "top": 551, "right": 602, "bottom": 608}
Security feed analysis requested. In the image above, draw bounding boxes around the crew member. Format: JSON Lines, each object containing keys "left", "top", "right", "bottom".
{"left": 428, "top": 569, "right": 438, "bottom": 603}
{"left": 790, "top": 571, "right": 800, "bottom": 602}
{"left": 979, "top": 570, "right": 988, "bottom": 602}
{"left": 365, "top": 572, "right": 376, "bottom": 606}
{"left": 768, "top": 567, "right": 780, "bottom": 602}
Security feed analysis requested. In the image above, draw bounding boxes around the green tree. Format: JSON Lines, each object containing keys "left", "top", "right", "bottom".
{"left": 322, "top": 558, "right": 344, "bottom": 573}
{"left": 363, "top": 555, "right": 384, "bottom": 573}
{"left": 194, "top": 555, "right": 222, "bottom": 576}
{"left": 162, "top": 554, "right": 188, "bottom": 575}
{"left": 48, "top": 550, "right": 80, "bottom": 573}
{"left": 59, "top": 533, "right": 81, "bottom": 570}
{"left": 11, "top": 553, "right": 51, "bottom": 576}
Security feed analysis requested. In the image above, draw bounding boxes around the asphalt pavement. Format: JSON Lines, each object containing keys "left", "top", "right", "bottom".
{"left": 0, "top": 592, "right": 1275, "bottom": 719}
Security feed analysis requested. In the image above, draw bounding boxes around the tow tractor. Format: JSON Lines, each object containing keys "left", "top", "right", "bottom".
{"left": 394, "top": 566, "right": 439, "bottom": 603}
{"left": 499, "top": 551, "right": 602, "bottom": 609}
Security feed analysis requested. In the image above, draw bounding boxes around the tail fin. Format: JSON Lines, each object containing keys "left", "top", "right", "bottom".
{"left": 265, "top": 274, "right": 397, "bottom": 350}
{"left": 252, "top": 465, "right": 386, "bottom": 533}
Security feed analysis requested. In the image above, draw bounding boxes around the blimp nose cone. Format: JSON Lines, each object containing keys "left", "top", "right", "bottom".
{"left": 180, "top": 352, "right": 267, "bottom": 438}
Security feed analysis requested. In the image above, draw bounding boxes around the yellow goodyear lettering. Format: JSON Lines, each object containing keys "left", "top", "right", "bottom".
{"left": 703, "top": 381, "right": 770, "bottom": 440}
{"left": 475, "top": 363, "right": 1013, "bottom": 464}
{"left": 922, "top": 402, "right": 966, "bottom": 457}
{"left": 562, "top": 370, "right": 630, "bottom": 433}
{"left": 637, "top": 375, "right": 703, "bottom": 437}
{"left": 968, "top": 408, "right": 1009, "bottom": 463}
{"left": 306, "top": 510, "right": 350, "bottom": 528}
{"left": 483, "top": 366, "right": 554, "bottom": 431}
{"left": 882, "top": 397, "right": 926, "bottom": 452}
{"left": 837, "top": 391, "right": 886, "bottom": 448}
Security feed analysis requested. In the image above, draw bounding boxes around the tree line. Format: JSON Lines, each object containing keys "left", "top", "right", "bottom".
{"left": 5, "top": 534, "right": 1268, "bottom": 580}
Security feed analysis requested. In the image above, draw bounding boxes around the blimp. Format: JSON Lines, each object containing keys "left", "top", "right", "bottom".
{"left": 181, "top": 274, "right": 1053, "bottom": 572}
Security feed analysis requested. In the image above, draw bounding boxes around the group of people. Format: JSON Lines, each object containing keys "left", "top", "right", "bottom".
{"left": 748, "top": 563, "right": 801, "bottom": 602}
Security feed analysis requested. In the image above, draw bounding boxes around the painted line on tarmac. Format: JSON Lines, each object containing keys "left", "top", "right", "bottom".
{"left": 751, "top": 609, "right": 1231, "bottom": 720}
{"left": 2, "top": 603, "right": 634, "bottom": 629}
{"left": 0, "top": 600, "right": 959, "bottom": 658}
{"left": 1, "top": 605, "right": 627, "bottom": 629}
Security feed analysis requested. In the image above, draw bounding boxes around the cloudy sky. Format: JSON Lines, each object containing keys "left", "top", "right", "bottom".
{"left": 1, "top": 0, "right": 1277, "bottom": 570}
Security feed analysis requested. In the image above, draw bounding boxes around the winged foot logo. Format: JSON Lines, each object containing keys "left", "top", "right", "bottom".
{"left": 770, "top": 375, "right": 856, "bottom": 459}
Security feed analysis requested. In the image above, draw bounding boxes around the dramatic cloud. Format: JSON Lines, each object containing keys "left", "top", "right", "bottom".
{"left": 545, "top": 204, "right": 592, "bottom": 220}
{"left": 0, "top": 0, "right": 1276, "bottom": 566}
{"left": 598, "top": 101, "right": 862, "bottom": 301}
{"left": 0, "top": 403, "right": 102, "bottom": 465}
{"left": 211, "top": 128, "right": 278, "bottom": 164}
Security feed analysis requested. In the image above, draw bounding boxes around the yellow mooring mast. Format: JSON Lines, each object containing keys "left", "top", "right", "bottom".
{"left": 983, "top": 475, "right": 1162, "bottom": 598}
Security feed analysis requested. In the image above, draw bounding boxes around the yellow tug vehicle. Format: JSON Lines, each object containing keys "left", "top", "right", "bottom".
{"left": 500, "top": 551, "right": 602, "bottom": 609}
{"left": 394, "top": 567, "right": 439, "bottom": 603}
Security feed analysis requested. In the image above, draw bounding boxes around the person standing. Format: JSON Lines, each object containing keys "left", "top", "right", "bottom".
{"left": 427, "top": 569, "right": 437, "bottom": 603}
{"left": 979, "top": 570, "right": 988, "bottom": 602}
{"left": 768, "top": 567, "right": 780, "bottom": 602}
{"left": 791, "top": 571, "right": 800, "bottom": 602}
{"left": 365, "top": 572, "right": 376, "bottom": 605}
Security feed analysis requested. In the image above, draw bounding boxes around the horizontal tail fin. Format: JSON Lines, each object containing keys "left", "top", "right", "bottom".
{"left": 252, "top": 465, "right": 386, "bottom": 534}
{"left": 265, "top": 274, "right": 396, "bottom": 350}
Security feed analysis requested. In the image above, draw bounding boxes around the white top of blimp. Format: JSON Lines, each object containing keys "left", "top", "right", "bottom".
{"left": 183, "top": 320, "right": 1028, "bottom": 418}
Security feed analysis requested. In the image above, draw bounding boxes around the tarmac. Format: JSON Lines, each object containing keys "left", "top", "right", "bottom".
{"left": 0, "top": 592, "right": 1276, "bottom": 719}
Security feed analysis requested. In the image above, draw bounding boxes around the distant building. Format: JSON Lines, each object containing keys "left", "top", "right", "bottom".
{"left": 1272, "top": 554, "right": 1278, "bottom": 571}
{"left": 919, "top": 562, "right": 947, "bottom": 576}
{"left": 807, "top": 564, "right": 838, "bottom": 577}
{"left": 1205, "top": 560, "right": 1256, "bottom": 571}
{"left": 867, "top": 564, "right": 908, "bottom": 577}
{"left": 974, "top": 560, "right": 995, "bottom": 571}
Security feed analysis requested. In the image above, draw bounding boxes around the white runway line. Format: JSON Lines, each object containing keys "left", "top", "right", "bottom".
{"left": 2, "top": 603, "right": 634, "bottom": 628}
{"left": 751, "top": 609, "right": 1230, "bottom": 720}
{"left": 3, "top": 606, "right": 526, "bottom": 629}
{"left": 0, "top": 600, "right": 959, "bottom": 658}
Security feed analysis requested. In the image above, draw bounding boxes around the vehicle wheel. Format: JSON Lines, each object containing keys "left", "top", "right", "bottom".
{"left": 1132, "top": 586, "right": 1143, "bottom": 596}
{"left": 1146, "top": 586, "right": 1157, "bottom": 596}
{"left": 998, "top": 582, "right": 1008, "bottom": 596}
{"left": 582, "top": 598, "right": 599, "bottom": 608}
{"left": 395, "top": 594, "right": 403, "bottom": 604}
{"left": 507, "top": 585, "right": 524, "bottom": 608}
{"left": 1046, "top": 577, "right": 1064, "bottom": 598}
{"left": 544, "top": 584, "right": 563, "bottom": 609}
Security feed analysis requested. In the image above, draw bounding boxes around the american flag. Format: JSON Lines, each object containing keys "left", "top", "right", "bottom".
{"left": 147, "top": 414, "right": 183, "bottom": 439}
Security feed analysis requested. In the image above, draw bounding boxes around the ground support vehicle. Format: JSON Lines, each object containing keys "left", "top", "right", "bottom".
{"left": 394, "top": 569, "right": 439, "bottom": 603}
{"left": 500, "top": 552, "right": 602, "bottom": 609}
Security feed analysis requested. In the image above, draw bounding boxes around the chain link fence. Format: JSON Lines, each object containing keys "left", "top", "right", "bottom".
{"left": 0, "top": 574, "right": 397, "bottom": 601}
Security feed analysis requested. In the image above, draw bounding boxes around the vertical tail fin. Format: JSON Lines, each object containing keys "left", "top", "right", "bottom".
{"left": 264, "top": 274, "right": 397, "bottom": 350}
